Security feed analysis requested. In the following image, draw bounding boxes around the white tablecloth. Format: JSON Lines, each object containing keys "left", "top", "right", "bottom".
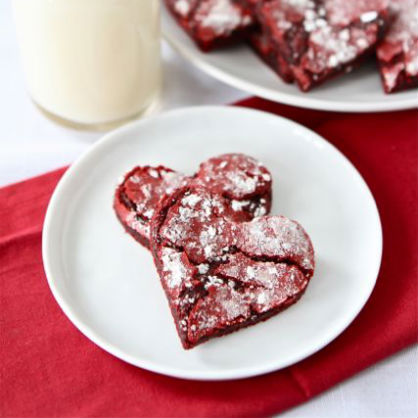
{"left": 1, "top": 3, "right": 416, "bottom": 417}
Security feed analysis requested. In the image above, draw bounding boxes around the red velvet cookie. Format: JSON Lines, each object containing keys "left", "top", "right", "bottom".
{"left": 114, "top": 166, "right": 188, "bottom": 248}
{"left": 376, "top": 0, "right": 418, "bottom": 93}
{"left": 164, "top": 0, "right": 254, "bottom": 51}
{"left": 256, "top": 0, "right": 390, "bottom": 90}
{"left": 151, "top": 185, "right": 314, "bottom": 349}
{"left": 196, "top": 153, "right": 272, "bottom": 220}
{"left": 114, "top": 153, "right": 272, "bottom": 248}
{"left": 231, "top": 0, "right": 295, "bottom": 82}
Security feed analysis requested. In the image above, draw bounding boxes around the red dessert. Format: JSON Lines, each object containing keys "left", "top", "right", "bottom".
{"left": 196, "top": 153, "right": 272, "bottom": 220}
{"left": 256, "top": 0, "right": 390, "bottom": 90}
{"left": 114, "top": 166, "right": 188, "bottom": 248}
{"left": 231, "top": 0, "right": 295, "bottom": 82}
{"left": 248, "top": 29, "right": 295, "bottom": 83}
{"left": 376, "top": 0, "right": 418, "bottom": 93}
{"left": 151, "top": 185, "right": 314, "bottom": 349}
{"left": 232, "top": 0, "right": 263, "bottom": 17}
{"left": 164, "top": 0, "right": 254, "bottom": 51}
{"left": 114, "top": 153, "right": 272, "bottom": 248}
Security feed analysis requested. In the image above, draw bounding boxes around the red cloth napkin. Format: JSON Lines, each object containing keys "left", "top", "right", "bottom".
{"left": 1, "top": 98, "right": 417, "bottom": 418}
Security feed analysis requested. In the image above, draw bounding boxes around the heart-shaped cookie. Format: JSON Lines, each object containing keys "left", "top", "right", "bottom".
{"left": 114, "top": 153, "right": 272, "bottom": 248}
{"left": 151, "top": 185, "right": 314, "bottom": 349}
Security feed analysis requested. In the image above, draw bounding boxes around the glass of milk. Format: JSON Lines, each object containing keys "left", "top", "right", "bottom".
{"left": 13, "top": 0, "right": 161, "bottom": 130}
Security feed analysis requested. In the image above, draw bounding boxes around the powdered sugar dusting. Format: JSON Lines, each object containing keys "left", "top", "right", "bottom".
{"left": 195, "top": 0, "right": 252, "bottom": 35}
{"left": 385, "top": 0, "right": 418, "bottom": 42}
{"left": 197, "top": 263, "right": 209, "bottom": 274}
{"left": 382, "top": 62, "right": 404, "bottom": 90}
{"left": 160, "top": 188, "right": 233, "bottom": 264}
{"left": 188, "top": 284, "right": 250, "bottom": 339}
{"left": 377, "top": 0, "right": 418, "bottom": 85}
{"left": 215, "top": 252, "right": 308, "bottom": 313}
{"left": 231, "top": 199, "right": 251, "bottom": 212}
{"left": 189, "top": 254, "right": 309, "bottom": 340}
{"left": 236, "top": 216, "right": 315, "bottom": 273}
{"left": 166, "top": 0, "right": 253, "bottom": 50}
{"left": 197, "top": 153, "right": 272, "bottom": 199}
{"left": 174, "top": 0, "right": 191, "bottom": 16}
{"left": 115, "top": 166, "right": 188, "bottom": 245}
{"left": 260, "top": 0, "right": 387, "bottom": 88}
{"left": 155, "top": 185, "right": 315, "bottom": 347}
{"left": 253, "top": 202, "right": 267, "bottom": 217}
{"left": 309, "top": 26, "right": 371, "bottom": 70}
{"left": 124, "top": 166, "right": 187, "bottom": 222}
{"left": 303, "top": 0, "right": 384, "bottom": 71}
{"left": 126, "top": 212, "right": 150, "bottom": 236}
{"left": 324, "top": 0, "right": 388, "bottom": 26}
{"left": 116, "top": 154, "right": 272, "bottom": 250}
{"left": 160, "top": 247, "right": 194, "bottom": 295}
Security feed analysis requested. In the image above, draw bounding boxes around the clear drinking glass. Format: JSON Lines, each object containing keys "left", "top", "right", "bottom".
{"left": 13, "top": 0, "right": 161, "bottom": 130}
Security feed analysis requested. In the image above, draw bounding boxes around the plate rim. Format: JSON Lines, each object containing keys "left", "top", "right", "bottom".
{"left": 42, "top": 105, "right": 383, "bottom": 380}
{"left": 162, "top": 12, "right": 418, "bottom": 113}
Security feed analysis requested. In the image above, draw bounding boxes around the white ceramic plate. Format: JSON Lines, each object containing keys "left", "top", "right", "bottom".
{"left": 43, "top": 106, "right": 382, "bottom": 380}
{"left": 162, "top": 6, "right": 418, "bottom": 112}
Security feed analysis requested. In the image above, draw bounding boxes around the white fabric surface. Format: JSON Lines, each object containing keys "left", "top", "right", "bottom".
{"left": 1, "top": 2, "right": 417, "bottom": 417}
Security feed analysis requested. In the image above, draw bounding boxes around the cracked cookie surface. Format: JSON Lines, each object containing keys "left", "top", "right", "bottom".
{"left": 151, "top": 185, "right": 314, "bottom": 349}
{"left": 114, "top": 153, "right": 272, "bottom": 248}
{"left": 253, "top": 0, "right": 390, "bottom": 90}
{"left": 164, "top": 0, "right": 254, "bottom": 51}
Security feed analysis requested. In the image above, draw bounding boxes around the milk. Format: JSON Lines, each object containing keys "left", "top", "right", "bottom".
{"left": 13, "top": 0, "right": 161, "bottom": 127}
